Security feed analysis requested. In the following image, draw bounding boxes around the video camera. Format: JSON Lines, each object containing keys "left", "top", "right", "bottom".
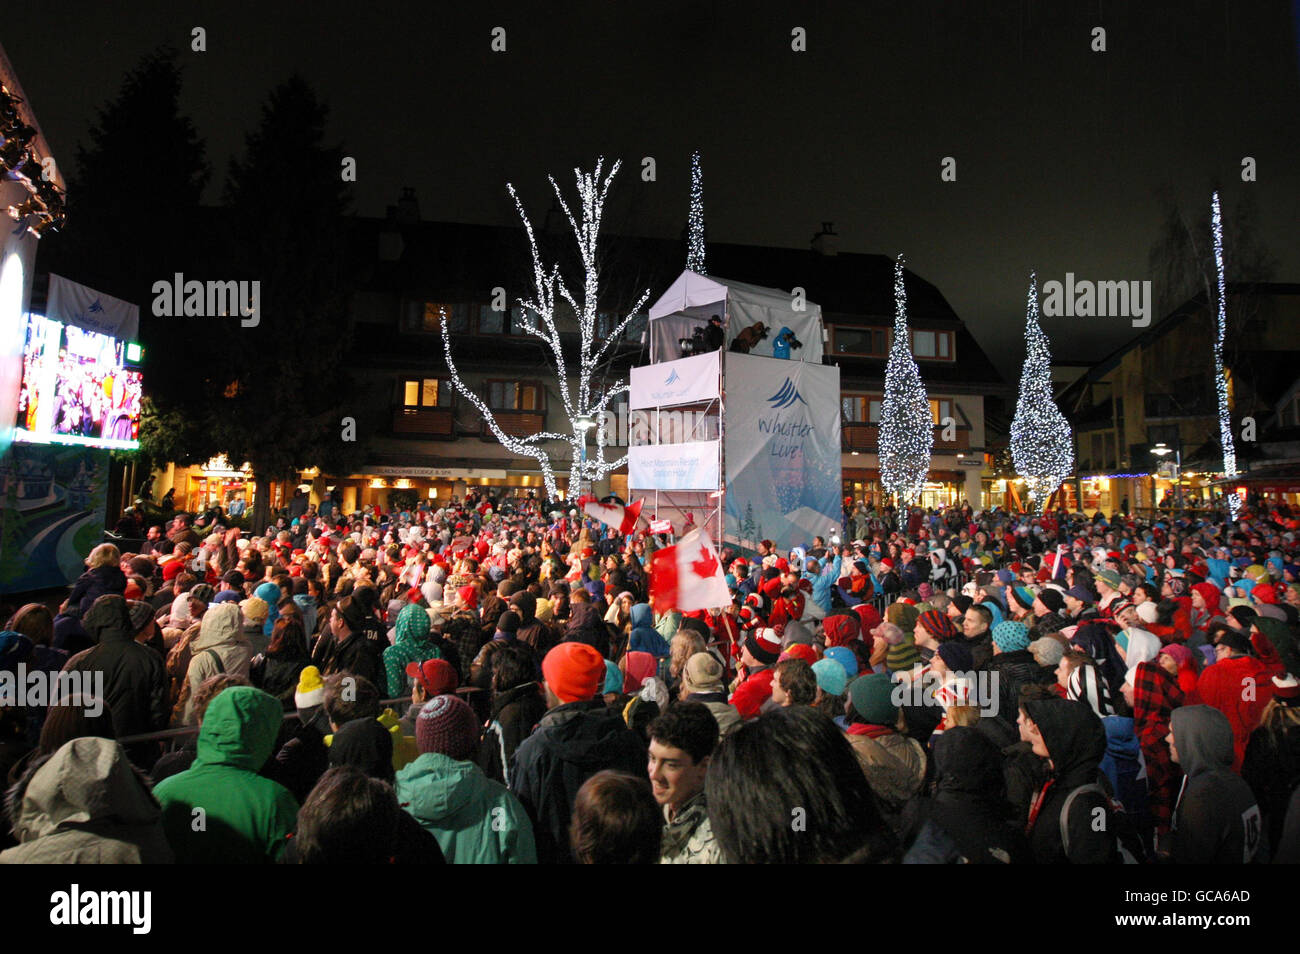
{"left": 777, "top": 329, "right": 803, "bottom": 351}
{"left": 679, "top": 326, "right": 711, "bottom": 357}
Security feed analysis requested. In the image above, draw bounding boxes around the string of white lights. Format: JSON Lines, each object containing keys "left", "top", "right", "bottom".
{"left": 687, "top": 150, "right": 706, "bottom": 274}
{"left": 1211, "top": 192, "right": 1240, "bottom": 523}
{"left": 1011, "top": 272, "right": 1074, "bottom": 510}
{"left": 879, "top": 255, "right": 933, "bottom": 505}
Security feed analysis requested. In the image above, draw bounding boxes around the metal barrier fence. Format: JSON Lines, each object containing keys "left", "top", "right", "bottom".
{"left": 117, "top": 696, "right": 416, "bottom": 753}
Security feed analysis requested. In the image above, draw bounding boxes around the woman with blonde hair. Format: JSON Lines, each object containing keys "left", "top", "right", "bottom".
{"left": 63, "top": 543, "right": 127, "bottom": 618}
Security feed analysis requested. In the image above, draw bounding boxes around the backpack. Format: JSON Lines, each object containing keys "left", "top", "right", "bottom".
{"left": 1059, "top": 782, "right": 1145, "bottom": 864}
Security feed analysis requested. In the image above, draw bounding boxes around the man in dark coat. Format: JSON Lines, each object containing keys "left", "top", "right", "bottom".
{"left": 1018, "top": 697, "right": 1116, "bottom": 863}
{"left": 63, "top": 595, "right": 169, "bottom": 767}
{"left": 509, "top": 642, "right": 646, "bottom": 864}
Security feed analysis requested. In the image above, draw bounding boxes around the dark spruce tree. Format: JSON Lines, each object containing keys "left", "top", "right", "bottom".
{"left": 42, "top": 47, "right": 214, "bottom": 477}
{"left": 215, "top": 76, "right": 361, "bottom": 532}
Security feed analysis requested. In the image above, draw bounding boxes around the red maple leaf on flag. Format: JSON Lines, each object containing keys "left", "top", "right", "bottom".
{"left": 690, "top": 546, "right": 718, "bottom": 579}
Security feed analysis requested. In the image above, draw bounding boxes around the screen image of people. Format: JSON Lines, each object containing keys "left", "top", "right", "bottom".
{"left": 14, "top": 313, "right": 142, "bottom": 445}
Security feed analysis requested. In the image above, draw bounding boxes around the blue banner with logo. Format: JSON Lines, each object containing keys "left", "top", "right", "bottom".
{"left": 724, "top": 352, "right": 841, "bottom": 551}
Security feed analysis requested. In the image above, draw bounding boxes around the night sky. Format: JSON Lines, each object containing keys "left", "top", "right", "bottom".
{"left": 3, "top": 1, "right": 1298, "bottom": 379}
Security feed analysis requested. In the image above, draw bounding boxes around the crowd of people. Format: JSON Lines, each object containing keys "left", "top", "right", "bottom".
{"left": 1, "top": 489, "right": 1298, "bottom": 865}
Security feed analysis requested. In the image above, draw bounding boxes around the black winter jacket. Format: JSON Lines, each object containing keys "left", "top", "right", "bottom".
{"left": 508, "top": 698, "right": 646, "bottom": 864}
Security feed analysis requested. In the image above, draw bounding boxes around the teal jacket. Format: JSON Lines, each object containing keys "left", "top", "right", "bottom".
{"left": 396, "top": 752, "right": 536, "bottom": 864}
{"left": 153, "top": 686, "right": 299, "bottom": 863}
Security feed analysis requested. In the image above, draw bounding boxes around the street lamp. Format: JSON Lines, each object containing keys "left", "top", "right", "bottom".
{"left": 1151, "top": 442, "right": 1182, "bottom": 510}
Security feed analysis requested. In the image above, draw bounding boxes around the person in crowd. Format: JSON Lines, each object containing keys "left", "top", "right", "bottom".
{"left": 478, "top": 643, "right": 543, "bottom": 785}
{"left": 843, "top": 673, "right": 926, "bottom": 834}
{"left": 707, "top": 706, "right": 898, "bottom": 863}
{"left": 153, "top": 686, "right": 299, "bottom": 863}
{"left": 176, "top": 601, "right": 253, "bottom": 725}
{"left": 570, "top": 770, "right": 663, "bottom": 864}
{"left": 1166, "top": 705, "right": 1263, "bottom": 863}
{"left": 647, "top": 702, "right": 722, "bottom": 863}
{"left": 287, "top": 766, "right": 401, "bottom": 864}
{"left": 383, "top": 602, "right": 443, "bottom": 698}
{"left": 1017, "top": 697, "right": 1118, "bottom": 863}
{"left": 396, "top": 694, "right": 535, "bottom": 863}
{"left": 62, "top": 594, "right": 169, "bottom": 765}
{"left": 1, "top": 737, "right": 173, "bottom": 864}
{"left": 770, "top": 657, "right": 817, "bottom": 708}
{"left": 509, "top": 641, "right": 646, "bottom": 864}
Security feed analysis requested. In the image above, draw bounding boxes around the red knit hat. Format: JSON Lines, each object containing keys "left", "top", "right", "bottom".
{"left": 542, "top": 642, "right": 606, "bottom": 703}
{"left": 1191, "top": 582, "right": 1221, "bottom": 611}
{"left": 745, "top": 627, "right": 782, "bottom": 665}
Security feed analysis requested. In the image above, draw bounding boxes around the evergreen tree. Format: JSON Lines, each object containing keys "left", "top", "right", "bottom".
{"left": 1011, "top": 273, "right": 1074, "bottom": 510}
{"left": 212, "top": 76, "right": 361, "bottom": 531}
{"left": 878, "top": 255, "right": 932, "bottom": 506}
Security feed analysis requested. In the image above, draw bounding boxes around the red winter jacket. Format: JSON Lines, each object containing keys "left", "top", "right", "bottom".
{"left": 1196, "top": 655, "right": 1278, "bottom": 773}
{"left": 730, "top": 668, "right": 775, "bottom": 720}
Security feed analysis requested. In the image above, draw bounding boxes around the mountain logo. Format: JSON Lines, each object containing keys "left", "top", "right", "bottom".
{"left": 767, "top": 378, "right": 807, "bottom": 409}
{"left": 87, "top": 299, "right": 105, "bottom": 313}
{"left": 664, "top": 369, "right": 680, "bottom": 386}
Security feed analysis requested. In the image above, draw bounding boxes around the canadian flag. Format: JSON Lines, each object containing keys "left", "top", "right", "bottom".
{"left": 583, "top": 498, "right": 644, "bottom": 536}
{"left": 650, "top": 528, "right": 732, "bottom": 612}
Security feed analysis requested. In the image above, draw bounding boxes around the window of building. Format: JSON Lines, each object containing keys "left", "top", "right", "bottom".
{"left": 477, "top": 303, "right": 506, "bottom": 334}
{"left": 402, "top": 378, "right": 453, "bottom": 408}
{"left": 832, "top": 327, "right": 890, "bottom": 357}
{"left": 929, "top": 398, "right": 954, "bottom": 426}
{"left": 842, "top": 395, "right": 879, "bottom": 423}
{"left": 912, "top": 330, "right": 954, "bottom": 361}
{"left": 421, "top": 302, "right": 468, "bottom": 334}
{"left": 488, "top": 381, "right": 542, "bottom": 411}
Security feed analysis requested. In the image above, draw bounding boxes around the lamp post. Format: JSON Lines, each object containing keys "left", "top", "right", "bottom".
{"left": 574, "top": 414, "right": 595, "bottom": 497}
{"left": 1151, "top": 442, "right": 1182, "bottom": 511}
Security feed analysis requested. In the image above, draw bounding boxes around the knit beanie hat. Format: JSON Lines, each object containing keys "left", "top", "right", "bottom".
{"left": 189, "top": 583, "right": 215, "bottom": 606}
{"left": 1136, "top": 602, "right": 1160, "bottom": 624}
{"left": 415, "top": 694, "right": 479, "bottom": 761}
{"left": 993, "top": 620, "right": 1031, "bottom": 653}
{"left": 885, "top": 631, "right": 921, "bottom": 672}
{"left": 936, "top": 640, "right": 974, "bottom": 673}
{"left": 823, "top": 645, "right": 859, "bottom": 678}
{"left": 848, "top": 673, "right": 898, "bottom": 726}
{"left": 812, "top": 658, "right": 848, "bottom": 697}
{"left": 886, "top": 601, "right": 920, "bottom": 633}
{"left": 126, "top": 599, "right": 155, "bottom": 633}
{"left": 240, "top": 596, "right": 269, "bottom": 624}
{"left": 918, "top": 609, "right": 959, "bottom": 642}
{"left": 1029, "top": 636, "right": 1067, "bottom": 668}
{"left": 1009, "top": 586, "right": 1036, "bottom": 612}
{"left": 683, "top": 652, "right": 725, "bottom": 694}
{"left": 603, "top": 659, "right": 624, "bottom": 695}
{"left": 1096, "top": 568, "right": 1122, "bottom": 589}
{"left": 496, "top": 610, "right": 521, "bottom": 636}
{"left": 295, "top": 665, "right": 326, "bottom": 709}
{"left": 745, "top": 628, "right": 781, "bottom": 665}
{"left": 542, "top": 641, "right": 606, "bottom": 703}
{"left": 1037, "top": 588, "right": 1066, "bottom": 614}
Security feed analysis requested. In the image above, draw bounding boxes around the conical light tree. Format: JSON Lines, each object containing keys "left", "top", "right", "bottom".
{"left": 1211, "top": 191, "right": 1240, "bottom": 522}
{"left": 1011, "top": 272, "right": 1074, "bottom": 510}
{"left": 879, "top": 255, "right": 933, "bottom": 505}
{"left": 686, "top": 149, "right": 706, "bottom": 274}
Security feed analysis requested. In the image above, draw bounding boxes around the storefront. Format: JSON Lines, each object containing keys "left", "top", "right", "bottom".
{"left": 842, "top": 468, "right": 967, "bottom": 510}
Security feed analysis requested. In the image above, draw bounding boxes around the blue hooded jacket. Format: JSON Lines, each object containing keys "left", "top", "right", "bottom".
{"left": 628, "top": 603, "right": 669, "bottom": 657}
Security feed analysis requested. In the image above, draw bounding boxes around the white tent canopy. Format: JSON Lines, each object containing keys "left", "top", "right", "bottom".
{"left": 647, "top": 270, "right": 824, "bottom": 363}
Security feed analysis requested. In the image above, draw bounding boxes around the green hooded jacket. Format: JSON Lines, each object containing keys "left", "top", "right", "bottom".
{"left": 153, "top": 686, "right": 299, "bottom": 863}
{"left": 383, "top": 603, "right": 442, "bottom": 697}
{"left": 396, "top": 752, "right": 536, "bottom": 864}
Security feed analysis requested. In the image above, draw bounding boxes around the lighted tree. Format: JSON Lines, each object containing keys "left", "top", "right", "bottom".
{"left": 441, "top": 158, "right": 649, "bottom": 500}
{"left": 686, "top": 150, "right": 706, "bottom": 274}
{"left": 1210, "top": 192, "right": 1240, "bottom": 521}
{"left": 1011, "top": 272, "right": 1074, "bottom": 510}
{"left": 879, "top": 255, "right": 933, "bottom": 505}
